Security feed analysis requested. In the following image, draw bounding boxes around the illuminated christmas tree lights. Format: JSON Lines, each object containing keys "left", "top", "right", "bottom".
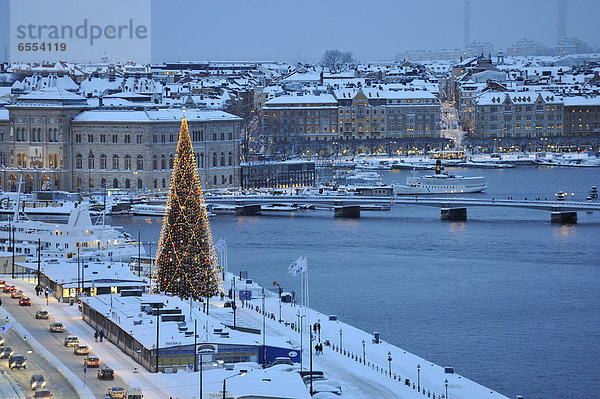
{"left": 154, "top": 115, "right": 221, "bottom": 298}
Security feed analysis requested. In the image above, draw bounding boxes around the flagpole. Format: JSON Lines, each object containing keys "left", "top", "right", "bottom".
{"left": 305, "top": 258, "right": 309, "bottom": 342}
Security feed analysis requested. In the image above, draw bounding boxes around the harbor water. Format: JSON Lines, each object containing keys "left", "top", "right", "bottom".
{"left": 113, "top": 166, "right": 600, "bottom": 399}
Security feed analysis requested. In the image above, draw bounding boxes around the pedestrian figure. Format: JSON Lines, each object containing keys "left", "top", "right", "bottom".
{"left": 315, "top": 343, "right": 319, "bottom": 355}
{"left": 0, "top": 297, "right": 2, "bottom": 306}
{"left": 94, "top": 331, "right": 98, "bottom": 342}
{"left": 99, "top": 331, "right": 104, "bottom": 342}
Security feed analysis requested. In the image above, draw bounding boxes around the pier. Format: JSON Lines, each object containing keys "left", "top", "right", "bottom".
{"left": 205, "top": 194, "right": 599, "bottom": 223}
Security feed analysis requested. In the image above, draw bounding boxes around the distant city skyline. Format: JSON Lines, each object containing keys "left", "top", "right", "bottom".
{"left": 0, "top": 0, "right": 599, "bottom": 63}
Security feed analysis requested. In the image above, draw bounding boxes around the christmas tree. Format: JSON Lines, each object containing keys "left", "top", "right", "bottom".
{"left": 154, "top": 115, "right": 221, "bottom": 298}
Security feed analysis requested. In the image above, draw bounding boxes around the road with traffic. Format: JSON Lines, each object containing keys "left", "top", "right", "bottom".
{"left": 1, "top": 281, "right": 129, "bottom": 398}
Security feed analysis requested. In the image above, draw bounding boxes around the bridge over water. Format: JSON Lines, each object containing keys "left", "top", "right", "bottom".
{"left": 204, "top": 195, "right": 600, "bottom": 222}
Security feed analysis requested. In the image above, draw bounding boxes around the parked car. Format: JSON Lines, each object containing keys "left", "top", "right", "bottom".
{"left": 266, "top": 357, "right": 294, "bottom": 367}
{"left": 19, "top": 297, "right": 32, "bottom": 306}
{"left": 85, "top": 356, "right": 100, "bottom": 368}
{"left": 30, "top": 374, "right": 46, "bottom": 390}
{"left": 108, "top": 386, "right": 125, "bottom": 399}
{"left": 49, "top": 323, "right": 64, "bottom": 333}
{"left": 8, "top": 353, "right": 26, "bottom": 369}
{"left": 97, "top": 367, "right": 115, "bottom": 380}
{"left": 311, "top": 381, "right": 342, "bottom": 396}
{"left": 126, "top": 387, "right": 143, "bottom": 399}
{"left": 27, "top": 390, "right": 52, "bottom": 399}
{"left": 74, "top": 344, "right": 89, "bottom": 355}
{"left": 0, "top": 346, "right": 13, "bottom": 358}
{"left": 64, "top": 336, "right": 79, "bottom": 347}
{"left": 11, "top": 290, "right": 23, "bottom": 299}
{"left": 35, "top": 310, "right": 49, "bottom": 319}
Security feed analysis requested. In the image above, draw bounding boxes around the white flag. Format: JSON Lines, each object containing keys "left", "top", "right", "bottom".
{"left": 214, "top": 239, "right": 227, "bottom": 251}
{"left": 288, "top": 256, "right": 307, "bottom": 277}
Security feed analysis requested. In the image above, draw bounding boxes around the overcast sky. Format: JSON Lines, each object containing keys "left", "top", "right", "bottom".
{"left": 1, "top": 0, "right": 599, "bottom": 63}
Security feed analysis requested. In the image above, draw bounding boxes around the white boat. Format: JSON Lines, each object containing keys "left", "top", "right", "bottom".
{"left": 131, "top": 204, "right": 168, "bottom": 216}
{"left": 460, "top": 160, "right": 515, "bottom": 168}
{"left": 0, "top": 201, "right": 145, "bottom": 261}
{"left": 0, "top": 199, "right": 77, "bottom": 216}
{"left": 393, "top": 163, "right": 487, "bottom": 195}
{"left": 354, "top": 159, "right": 392, "bottom": 170}
{"left": 535, "top": 157, "right": 600, "bottom": 167}
{"left": 131, "top": 203, "right": 215, "bottom": 217}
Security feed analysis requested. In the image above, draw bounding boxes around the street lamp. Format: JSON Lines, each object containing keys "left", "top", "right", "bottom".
{"left": 362, "top": 340, "right": 365, "bottom": 365}
{"left": 387, "top": 351, "right": 392, "bottom": 377}
{"left": 417, "top": 364, "right": 421, "bottom": 391}
{"left": 339, "top": 329, "right": 343, "bottom": 352}
{"left": 222, "top": 371, "right": 246, "bottom": 399}
{"left": 445, "top": 378, "right": 448, "bottom": 399}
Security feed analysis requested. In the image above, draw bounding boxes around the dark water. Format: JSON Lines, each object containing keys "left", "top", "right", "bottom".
{"left": 112, "top": 166, "right": 600, "bottom": 399}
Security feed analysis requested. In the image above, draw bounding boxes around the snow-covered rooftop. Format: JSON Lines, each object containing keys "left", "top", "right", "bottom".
{"left": 18, "top": 259, "right": 148, "bottom": 289}
{"left": 17, "top": 87, "right": 86, "bottom": 101}
{"left": 265, "top": 94, "right": 337, "bottom": 106}
{"left": 563, "top": 96, "right": 600, "bottom": 106}
{"left": 72, "top": 109, "right": 242, "bottom": 123}
{"left": 80, "top": 291, "right": 295, "bottom": 351}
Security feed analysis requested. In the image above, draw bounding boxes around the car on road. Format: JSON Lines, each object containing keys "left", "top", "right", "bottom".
{"left": 35, "top": 310, "right": 49, "bottom": 319}
{"left": 0, "top": 280, "right": 6, "bottom": 289}
{"left": 108, "top": 386, "right": 125, "bottom": 398}
{"left": 49, "top": 322, "right": 64, "bottom": 333}
{"left": 19, "top": 297, "right": 32, "bottom": 306}
{"left": 27, "top": 390, "right": 52, "bottom": 399}
{"left": 97, "top": 366, "right": 115, "bottom": 380}
{"left": 85, "top": 356, "right": 100, "bottom": 368}
{"left": 3, "top": 285, "right": 15, "bottom": 293}
{"left": 0, "top": 333, "right": 4, "bottom": 345}
{"left": 11, "top": 290, "right": 23, "bottom": 298}
{"left": 74, "top": 344, "right": 89, "bottom": 355}
{"left": 8, "top": 353, "right": 26, "bottom": 369}
{"left": 64, "top": 336, "right": 79, "bottom": 347}
{"left": 126, "top": 387, "right": 143, "bottom": 399}
{"left": 0, "top": 346, "right": 13, "bottom": 358}
{"left": 30, "top": 374, "right": 46, "bottom": 390}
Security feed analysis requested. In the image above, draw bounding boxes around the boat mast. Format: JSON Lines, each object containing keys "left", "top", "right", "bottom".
{"left": 13, "top": 170, "right": 23, "bottom": 223}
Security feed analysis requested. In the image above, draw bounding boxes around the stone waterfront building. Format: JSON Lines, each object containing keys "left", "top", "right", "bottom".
{"left": 474, "top": 91, "right": 563, "bottom": 139}
{"left": 0, "top": 88, "right": 241, "bottom": 193}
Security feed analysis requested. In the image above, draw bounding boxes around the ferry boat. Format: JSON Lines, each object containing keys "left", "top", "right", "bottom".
{"left": 393, "top": 161, "right": 487, "bottom": 195}
{"left": 131, "top": 203, "right": 216, "bottom": 217}
{"left": 0, "top": 201, "right": 144, "bottom": 261}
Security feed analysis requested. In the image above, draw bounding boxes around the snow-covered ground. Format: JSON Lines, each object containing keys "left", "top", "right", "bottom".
{"left": 2, "top": 275, "right": 510, "bottom": 398}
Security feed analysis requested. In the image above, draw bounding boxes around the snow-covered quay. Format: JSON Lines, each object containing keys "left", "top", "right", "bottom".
{"left": 73, "top": 273, "right": 511, "bottom": 399}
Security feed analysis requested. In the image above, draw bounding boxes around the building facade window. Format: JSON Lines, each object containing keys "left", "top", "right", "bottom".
{"left": 112, "top": 155, "right": 119, "bottom": 170}
{"left": 76, "top": 154, "right": 82, "bottom": 169}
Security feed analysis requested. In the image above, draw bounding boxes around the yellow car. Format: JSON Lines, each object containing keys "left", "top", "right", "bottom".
{"left": 49, "top": 323, "right": 64, "bottom": 333}
{"left": 108, "top": 386, "right": 125, "bottom": 399}
{"left": 74, "top": 344, "right": 89, "bottom": 355}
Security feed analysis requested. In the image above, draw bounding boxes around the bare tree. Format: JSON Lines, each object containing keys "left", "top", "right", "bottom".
{"left": 321, "top": 50, "right": 354, "bottom": 73}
